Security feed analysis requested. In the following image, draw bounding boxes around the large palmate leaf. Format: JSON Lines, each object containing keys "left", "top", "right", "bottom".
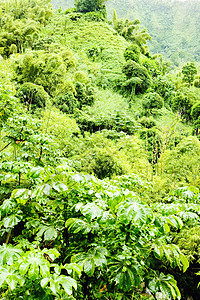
{"left": 18, "top": 250, "right": 51, "bottom": 280}
{"left": 0, "top": 244, "right": 23, "bottom": 265}
{"left": 3, "top": 211, "right": 23, "bottom": 228}
{"left": 36, "top": 224, "right": 58, "bottom": 241}
{"left": 0, "top": 266, "right": 25, "bottom": 290}
{"left": 41, "top": 274, "right": 77, "bottom": 295}
{"left": 148, "top": 272, "right": 181, "bottom": 300}
{"left": 72, "top": 247, "right": 108, "bottom": 277}
{"left": 153, "top": 243, "right": 189, "bottom": 272}
{"left": 65, "top": 218, "right": 97, "bottom": 234}
{"left": 116, "top": 200, "right": 153, "bottom": 226}
{"left": 109, "top": 254, "right": 142, "bottom": 291}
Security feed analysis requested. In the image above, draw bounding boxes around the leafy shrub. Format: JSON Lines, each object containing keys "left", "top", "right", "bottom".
{"left": 41, "top": 107, "right": 80, "bottom": 152}
{"left": 75, "top": 0, "right": 107, "bottom": 19}
{"left": 76, "top": 111, "right": 138, "bottom": 134}
{"left": 140, "top": 127, "right": 162, "bottom": 164}
{"left": 83, "top": 11, "right": 105, "bottom": 21}
{"left": 92, "top": 148, "right": 124, "bottom": 179}
{"left": 32, "top": 36, "right": 56, "bottom": 51}
{"left": 124, "top": 44, "right": 140, "bottom": 63}
{"left": 191, "top": 101, "right": 200, "bottom": 121}
{"left": 172, "top": 88, "right": 197, "bottom": 121}
{"left": 182, "top": 62, "right": 197, "bottom": 85}
{"left": 142, "top": 92, "right": 164, "bottom": 116}
{"left": 116, "top": 135, "right": 152, "bottom": 178}
{"left": 122, "top": 60, "right": 151, "bottom": 94}
{"left": 0, "top": 84, "right": 22, "bottom": 125}
{"left": 60, "top": 49, "right": 77, "bottom": 70}
{"left": 153, "top": 75, "right": 176, "bottom": 103}
{"left": 13, "top": 51, "right": 66, "bottom": 95}
{"left": 139, "top": 116, "right": 157, "bottom": 129}
{"left": 86, "top": 45, "right": 101, "bottom": 61}
{"left": 53, "top": 92, "right": 78, "bottom": 114}
{"left": 74, "top": 71, "right": 88, "bottom": 83}
{"left": 75, "top": 82, "right": 95, "bottom": 108}
{"left": 17, "top": 82, "right": 49, "bottom": 111}
{"left": 141, "top": 55, "right": 162, "bottom": 78}
{"left": 194, "top": 75, "right": 200, "bottom": 88}
{"left": 161, "top": 136, "right": 200, "bottom": 186}
{"left": 71, "top": 132, "right": 132, "bottom": 178}
{"left": 193, "top": 117, "right": 200, "bottom": 137}
{"left": 13, "top": 50, "right": 76, "bottom": 96}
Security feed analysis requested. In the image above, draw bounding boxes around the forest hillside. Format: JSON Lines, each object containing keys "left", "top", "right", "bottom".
{"left": 0, "top": 0, "right": 200, "bottom": 299}
{"left": 52, "top": 0, "right": 200, "bottom": 64}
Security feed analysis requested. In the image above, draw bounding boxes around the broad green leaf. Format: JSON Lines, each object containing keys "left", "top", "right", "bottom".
{"left": 84, "top": 258, "right": 95, "bottom": 276}
{"left": 180, "top": 253, "right": 189, "bottom": 272}
{"left": 160, "top": 282, "right": 171, "bottom": 299}
{"left": 58, "top": 275, "right": 77, "bottom": 295}
{"left": 64, "top": 263, "right": 82, "bottom": 276}
{"left": 153, "top": 244, "right": 162, "bottom": 259}
{"left": 0, "top": 199, "right": 16, "bottom": 213}
{"left": 0, "top": 244, "right": 23, "bottom": 265}
{"left": 81, "top": 203, "right": 102, "bottom": 220}
{"left": 43, "top": 184, "right": 52, "bottom": 196}
{"left": 41, "top": 277, "right": 49, "bottom": 288}
{"left": 3, "top": 212, "right": 23, "bottom": 228}
{"left": 11, "top": 188, "right": 28, "bottom": 199}
{"left": 44, "top": 227, "right": 57, "bottom": 241}
{"left": 53, "top": 182, "right": 68, "bottom": 192}
{"left": 148, "top": 277, "right": 159, "bottom": 293}
{"left": 27, "top": 167, "right": 43, "bottom": 179}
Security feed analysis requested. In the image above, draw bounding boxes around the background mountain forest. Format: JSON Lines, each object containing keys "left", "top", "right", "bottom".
{"left": 52, "top": 0, "right": 200, "bottom": 64}
{"left": 0, "top": 0, "right": 200, "bottom": 299}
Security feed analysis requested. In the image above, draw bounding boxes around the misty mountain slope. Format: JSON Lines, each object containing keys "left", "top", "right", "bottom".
{"left": 51, "top": 0, "right": 200, "bottom": 63}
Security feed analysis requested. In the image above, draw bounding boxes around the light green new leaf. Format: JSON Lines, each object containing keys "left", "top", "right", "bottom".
{"left": 65, "top": 218, "right": 92, "bottom": 234}
{"left": 41, "top": 277, "right": 49, "bottom": 288}
{"left": 81, "top": 203, "right": 102, "bottom": 220}
{"left": 0, "top": 244, "right": 23, "bottom": 265}
{"left": 64, "top": 263, "right": 82, "bottom": 276}
{"left": 180, "top": 253, "right": 189, "bottom": 272}
{"left": 3, "top": 212, "right": 23, "bottom": 228}
{"left": 53, "top": 182, "right": 68, "bottom": 192}
{"left": 44, "top": 227, "right": 57, "bottom": 241}
{"left": 57, "top": 275, "right": 77, "bottom": 295}
{"left": 11, "top": 188, "right": 28, "bottom": 199}
{"left": 84, "top": 258, "right": 95, "bottom": 276}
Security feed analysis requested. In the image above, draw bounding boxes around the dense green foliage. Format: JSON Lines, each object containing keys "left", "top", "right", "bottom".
{"left": 0, "top": 0, "right": 200, "bottom": 299}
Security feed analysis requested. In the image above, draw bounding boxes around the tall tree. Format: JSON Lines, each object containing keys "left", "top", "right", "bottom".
{"left": 75, "top": 0, "right": 107, "bottom": 14}
{"left": 182, "top": 62, "right": 197, "bottom": 87}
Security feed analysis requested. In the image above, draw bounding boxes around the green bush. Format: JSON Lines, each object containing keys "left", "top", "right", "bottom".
{"left": 153, "top": 75, "right": 175, "bottom": 103}
{"left": 122, "top": 60, "right": 151, "bottom": 94}
{"left": 142, "top": 92, "right": 164, "bottom": 115}
{"left": 161, "top": 136, "right": 200, "bottom": 186}
{"left": 139, "top": 116, "right": 157, "bottom": 128}
{"left": 75, "top": 0, "right": 107, "bottom": 19}
{"left": 191, "top": 101, "right": 200, "bottom": 121}
{"left": 124, "top": 44, "right": 140, "bottom": 63}
{"left": 172, "top": 88, "right": 197, "bottom": 121}
{"left": 53, "top": 92, "right": 78, "bottom": 114}
{"left": 75, "top": 82, "right": 95, "bottom": 108}
{"left": 86, "top": 45, "right": 101, "bottom": 61}
{"left": 92, "top": 148, "right": 124, "bottom": 179}
{"left": 41, "top": 107, "right": 80, "bottom": 152}
{"left": 83, "top": 11, "right": 105, "bottom": 21}
{"left": 140, "top": 127, "right": 162, "bottom": 164}
{"left": 116, "top": 135, "right": 152, "bottom": 178}
{"left": 17, "top": 82, "right": 49, "bottom": 111}
{"left": 74, "top": 71, "right": 88, "bottom": 83}
{"left": 76, "top": 111, "right": 138, "bottom": 135}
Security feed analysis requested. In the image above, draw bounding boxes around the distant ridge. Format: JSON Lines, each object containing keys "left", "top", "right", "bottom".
{"left": 51, "top": 0, "right": 200, "bottom": 63}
